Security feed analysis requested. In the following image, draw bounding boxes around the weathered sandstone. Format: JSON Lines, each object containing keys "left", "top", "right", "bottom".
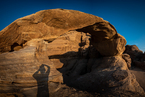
{"left": 0, "top": 9, "right": 144, "bottom": 97}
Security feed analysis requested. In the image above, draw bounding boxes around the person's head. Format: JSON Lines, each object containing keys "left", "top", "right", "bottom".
{"left": 39, "top": 64, "right": 46, "bottom": 74}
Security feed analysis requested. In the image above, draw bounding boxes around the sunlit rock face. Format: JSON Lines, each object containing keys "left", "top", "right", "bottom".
{"left": 0, "top": 9, "right": 144, "bottom": 97}
{"left": 0, "top": 9, "right": 104, "bottom": 53}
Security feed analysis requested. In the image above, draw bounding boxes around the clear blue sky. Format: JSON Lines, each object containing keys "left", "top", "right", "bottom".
{"left": 0, "top": 0, "right": 145, "bottom": 51}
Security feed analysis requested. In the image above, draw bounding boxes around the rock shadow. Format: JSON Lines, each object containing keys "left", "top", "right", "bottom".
{"left": 48, "top": 46, "right": 102, "bottom": 92}
{"left": 33, "top": 64, "right": 50, "bottom": 97}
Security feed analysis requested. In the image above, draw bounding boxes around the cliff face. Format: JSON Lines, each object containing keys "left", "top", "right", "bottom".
{"left": 0, "top": 9, "right": 144, "bottom": 97}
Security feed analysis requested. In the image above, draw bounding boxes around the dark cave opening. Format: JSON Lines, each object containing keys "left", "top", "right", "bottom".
{"left": 10, "top": 43, "right": 20, "bottom": 52}
{"left": 9, "top": 41, "right": 27, "bottom": 52}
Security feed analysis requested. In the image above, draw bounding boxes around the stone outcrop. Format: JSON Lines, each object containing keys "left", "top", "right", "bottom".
{"left": 0, "top": 39, "right": 63, "bottom": 94}
{"left": 124, "top": 45, "right": 145, "bottom": 70}
{"left": 0, "top": 9, "right": 104, "bottom": 53}
{"left": 124, "top": 45, "right": 143, "bottom": 61}
{"left": 0, "top": 9, "right": 144, "bottom": 97}
{"left": 0, "top": 9, "right": 126, "bottom": 57}
{"left": 76, "top": 22, "right": 126, "bottom": 56}
{"left": 47, "top": 31, "right": 90, "bottom": 69}
{"left": 59, "top": 52, "right": 144, "bottom": 96}
{"left": 122, "top": 53, "right": 132, "bottom": 69}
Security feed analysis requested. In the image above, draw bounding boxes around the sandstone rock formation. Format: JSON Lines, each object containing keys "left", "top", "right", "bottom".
{"left": 124, "top": 45, "right": 145, "bottom": 70}
{"left": 124, "top": 45, "right": 145, "bottom": 93}
{"left": 124, "top": 45, "right": 143, "bottom": 61}
{"left": 76, "top": 23, "right": 126, "bottom": 56}
{"left": 0, "top": 9, "right": 104, "bottom": 53}
{"left": 0, "top": 39, "right": 63, "bottom": 96}
{"left": 122, "top": 53, "right": 132, "bottom": 69}
{"left": 58, "top": 52, "right": 144, "bottom": 96}
{"left": 0, "top": 9, "right": 145, "bottom": 97}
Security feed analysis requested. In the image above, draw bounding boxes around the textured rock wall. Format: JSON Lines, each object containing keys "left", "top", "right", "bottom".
{"left": 0, "top": 9, "right": 144, "bottom": 97}
{"left": 0, "top": 9, "right": 104, "bottom": 53}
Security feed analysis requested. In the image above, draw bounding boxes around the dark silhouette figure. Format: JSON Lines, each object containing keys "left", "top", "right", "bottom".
{"left": 33, "top": 64, "right": 50, "bottom": 97}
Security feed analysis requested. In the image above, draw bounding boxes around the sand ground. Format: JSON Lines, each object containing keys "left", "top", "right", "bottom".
{"left": 130, "top": 67, "right": 145, "bottom": 91}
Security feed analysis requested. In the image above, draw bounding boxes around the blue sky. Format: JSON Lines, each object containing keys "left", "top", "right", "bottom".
{"left": 0, "top": 0, "right": 145, "bottom": 51}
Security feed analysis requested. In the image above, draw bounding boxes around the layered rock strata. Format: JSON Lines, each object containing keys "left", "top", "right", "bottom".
{"left": 0, "top": 9, "right": 144, "bottom": 97}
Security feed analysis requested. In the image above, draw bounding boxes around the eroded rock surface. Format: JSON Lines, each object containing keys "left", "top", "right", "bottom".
{"left": 59, "top": 55, "right": 144, "bottom": 95}
{"left": 0, "top": 39, "right": 63, "bottom": 97}
{"left": 0, "top": 9, "right": 104, "bottom": 53}
{"left": 0, "top": 9, "right": 144, "bottom": 97}
{"left": 124, "top": 45, "right": 145, "bottom": 70}
{"left": 122, "top": 53, "right": 132, "bottom": 69}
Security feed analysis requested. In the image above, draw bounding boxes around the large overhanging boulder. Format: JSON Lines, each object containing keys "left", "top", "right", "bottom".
{"left": 0, "top": 9, "right": 144, "bottom": 97}
{"left": 0, "top": 9, "right": 126, "bottom": 56}
{"left": 0, "top": 9, "right": 104, "bottom": 53}
{"left": 76, "top": 23, "right": 126, "bottom": 56}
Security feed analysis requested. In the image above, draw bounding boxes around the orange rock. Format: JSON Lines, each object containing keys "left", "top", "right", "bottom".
{"left": 0, "top": 9, "right": 143, "bottom": 97}
{"left": 0, "top": 9, "right": 104, "bottom": 53}
{"left": 93, "top": 33, "right": 126, "bottom": 56}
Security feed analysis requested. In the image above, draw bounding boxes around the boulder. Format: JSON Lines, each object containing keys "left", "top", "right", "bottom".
{"left": 0, "top": 9, "right": 125, "bottom": 57}
{"left": 124, "top": 45, "right": 145, "bottom": 69}
{"left": 60, "top": 56, "right": 145, "bottom": 96}
{"left": 0, "top": 39, "right": 63, "bottom": 96}
{"left": 0, "top": 9, "right": 105, "bottom": 53}
{"left": 124, "top": 45, "right": 143, "bottom": 61}
{"left": 93, "top": 33, "right": 126, "bottom": 56}
{"left": 125, "top": 45, "right": 143, "bottom": 52}
{"left": 76, "top": 22, "right": 127, "bottom": 56}
{"left": 133, "top": 61, "right": 145, "bottom": 70}
{"left": 76, "top": 22, "right": 117, "bottom": 42}
{"left": 0, "top": 9, "right": 144, "bottom": 97}
{"left": 47, "top": 31, "right": 90, "bottom": 56}
{"left": 122, "top": 53, "right": 132, "bottom": 69}
{"left": 47, "top": 30, "right": 90, "bottom": 69}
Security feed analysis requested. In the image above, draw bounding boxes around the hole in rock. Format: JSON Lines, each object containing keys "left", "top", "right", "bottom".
{"left": 44, "top": 39, "right": 56, "bottom": 43}
{"left": 9, "top": 41, "right": 27, "bottom": 52}
{"left": 14, "top": 94, "right": 18, "bottom": 97}
{"left": 10, "top": 43, "right": 20, "bottom": 52}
